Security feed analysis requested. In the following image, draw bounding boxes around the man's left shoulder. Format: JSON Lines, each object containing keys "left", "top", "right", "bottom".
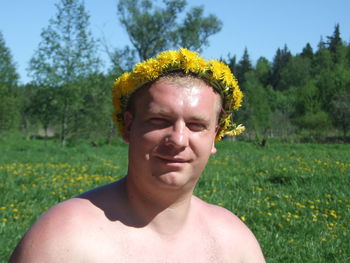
{"left": 192, "top": 196, "right": 266, "bottom": 262}
{"left": 193, "top": 196, "right": 247, "bottom": 233}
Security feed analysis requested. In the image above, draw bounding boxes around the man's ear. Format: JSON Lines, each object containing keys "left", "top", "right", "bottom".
{"left": 210, "top": 142, "right": 217, "bottom": 155}
{"left": 123, "top": 111, "right": 133, "bottom": 142}
{"left": 210, "top": 125, "right": 220, "bottom": 155}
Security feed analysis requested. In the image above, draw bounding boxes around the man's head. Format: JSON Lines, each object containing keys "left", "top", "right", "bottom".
{"left": 112, "top": 48, "right": 244, "bottom": 141}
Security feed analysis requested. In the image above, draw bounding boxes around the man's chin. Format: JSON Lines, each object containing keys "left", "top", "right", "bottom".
{"left": 152, "top": 171, "right": 194, "bottom": 190}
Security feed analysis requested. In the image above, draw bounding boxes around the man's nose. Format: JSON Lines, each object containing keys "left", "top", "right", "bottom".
{"left": 164, "top": 122, "right": 189, "bottom": 148}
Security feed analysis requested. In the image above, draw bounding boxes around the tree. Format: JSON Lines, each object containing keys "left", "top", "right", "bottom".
{"left": 28, "top": 0, "right": 101, "bottom": 145}
{"left": 279, "top": 56, "right": 312, "bottom": 91}
{"left": 326, "top": 24, "right": 343, "bottom": 54}
{"left": 300, "top": 43, "right": 313, "bottom": 60}
{"left": 26, "top": 86, "right": 59, "bottom": 140}
{"left": 254, "top": 57, "right": 270, "bottom": 86}
{"left": 236, "top": 47, "right": 253, "bottom": 85}
{"left": 0, "top": 31, "right": 20, "bottom": 134}
{"left": 224, "top": 53, "right": 237, "bottom": 76}
{"left": 176, "top": 6, "right": 222, "bottom": 52}
{"left": 241, "top": 70, "right": 271, "bottom": 140}
{"left": 269, "top": 45, "right": 292, "bottom": 90}
{"left": 117, "top": 0, "right": 222, "bottom": 60}
{"left": 325, "top": 24, "right": 346, "bottom": 65}
{"left": 72, "top": 73, "right": 115, "bottom": 142}
{"left": 331, "top": 90, "right": 350, "bottom": 139}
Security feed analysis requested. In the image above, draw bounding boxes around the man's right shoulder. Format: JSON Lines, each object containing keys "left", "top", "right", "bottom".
{"left": 9, "top": 198, "right": 101, "bottom": 263}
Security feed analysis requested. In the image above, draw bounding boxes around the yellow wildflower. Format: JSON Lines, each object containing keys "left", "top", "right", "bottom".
{"left": 112, "top": 48, "right": 244, "bottom": 141}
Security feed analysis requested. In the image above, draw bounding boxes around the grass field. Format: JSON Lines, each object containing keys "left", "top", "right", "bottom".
{"left": 1, "top": 138, "right": 349, "bottom": 262}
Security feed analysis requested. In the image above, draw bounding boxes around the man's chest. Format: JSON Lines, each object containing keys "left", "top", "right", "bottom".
{"left": 83, "top": 226, "right": 228, "bottom": 262}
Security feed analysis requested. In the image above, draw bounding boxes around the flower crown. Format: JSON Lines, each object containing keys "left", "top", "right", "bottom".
{"left": 112, "top": 48, "right": 245, "bottom": 141}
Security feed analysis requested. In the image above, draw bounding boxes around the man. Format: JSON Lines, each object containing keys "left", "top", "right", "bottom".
{"left": 10, "top": 49, "right": 265, "bottom": 262}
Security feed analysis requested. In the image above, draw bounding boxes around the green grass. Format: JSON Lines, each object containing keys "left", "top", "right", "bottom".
{"left": 1, "top": 138, "right": 349, "bottom": 262}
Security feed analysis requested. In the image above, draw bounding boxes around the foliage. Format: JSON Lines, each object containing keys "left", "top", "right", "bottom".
{"left": 117, "top": 0, "right": 222, "bottom": 60}
{"left": 331, "top": 90, "right": 350, "bottom": 138}
{"left": 233, "top": 25, "right": 350, "bottom": 140}
{"left": 1, "top": 140, "right": 349, "bottom": 262}
{"left": 0, "top": 31, "right": 20, "bottom": 134}
{"left": 270, "top": 45, "right": 292, "bottom": 91}
{"left": 235, "top": 47, "right": 253, "bottom": 85}
{"left": 27, "top": 0, "right": 101, "bottom": 145}
{"left": 240, "top": 70, "right": 271, "bottom": 139}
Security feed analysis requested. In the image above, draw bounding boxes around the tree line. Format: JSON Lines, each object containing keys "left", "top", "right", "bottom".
{"left": 227, "top": 24, "right": 350, "bottom": 143}
{"left": 0, "top": 0, "right": 349, "bottom": 145}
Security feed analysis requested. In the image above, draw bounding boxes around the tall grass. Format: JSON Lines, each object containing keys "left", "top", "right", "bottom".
{"left": 1, "top": 138, "right": 349, "bottom": 262}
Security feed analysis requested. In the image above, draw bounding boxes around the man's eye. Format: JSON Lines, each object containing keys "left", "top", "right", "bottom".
{"left": 149, "top": 118, "right": 170, "bottom": 127}
{"left": 187, "top": 123, "right": 206, "bottom": 132}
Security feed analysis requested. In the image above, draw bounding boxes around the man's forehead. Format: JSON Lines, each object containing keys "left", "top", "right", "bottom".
{"left": 157, "top": 74, "right": 211, "bottom": 88}
{"left": 129, "top": 74, "right": 222, "bottom": 120}
{"left": 137, "top": 80, "right": 219, "bottom": 119}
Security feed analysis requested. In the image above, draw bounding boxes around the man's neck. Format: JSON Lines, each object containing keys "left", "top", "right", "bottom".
{"left": 124, "top": 176, "right": 194, "bottom": 236}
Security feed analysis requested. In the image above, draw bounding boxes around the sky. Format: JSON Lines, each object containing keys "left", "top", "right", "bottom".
{"left": 1, "top": 0, "right": 350, "bottom": 84}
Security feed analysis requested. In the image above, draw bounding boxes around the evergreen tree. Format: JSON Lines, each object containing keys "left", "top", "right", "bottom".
{"left": 300, "top": 43, "right": 313, "bottom": 60}
{"left": 28, "top": 0, "right": 101, "bottom": 145}
{"left": 316, "top": 36, "right": 326, "bottom": 52}
{"left": 269, "top": 45, "right": 292, "bottom": 90}
{"left": 236, "top": 47, "right": 252, "bottom": 85}
{"left": 224, "top": 53, "right": 238, "bottom": 78}
{"left": 0, "top": 32, "right": 20, "bottom": 134}
{"left": 117, "top": 0, "right": 222, "bottom": 60}
{"left": 327, "top": 24, "right": 343, "bottom": 54}
{"left": 326, "top": 24, "right": 344, "bottom": 64}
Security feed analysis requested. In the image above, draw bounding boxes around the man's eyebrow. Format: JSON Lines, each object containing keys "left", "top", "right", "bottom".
{"left": 148, "top": 109, "right": 210, "bottom": 123}
{"left": 147, "top": 108, "right": 172, "bottom": 116}
{"left": 188, "top": 116, "right": 210, "bottom": 122}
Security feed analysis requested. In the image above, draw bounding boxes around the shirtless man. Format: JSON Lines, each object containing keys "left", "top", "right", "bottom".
{"left": 10, "top": 49, "right": 265, "bottom": 262}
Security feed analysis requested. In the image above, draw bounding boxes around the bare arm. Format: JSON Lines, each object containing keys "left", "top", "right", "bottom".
{"left": 9, "top": 200, "right": 88, "bottom": 263}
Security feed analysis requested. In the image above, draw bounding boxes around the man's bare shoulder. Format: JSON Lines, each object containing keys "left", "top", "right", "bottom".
{"left": 192, "top": 196, "right": 265, "bottom": 262}
{"left": 10, "top": 182, "right": 121, "bottom": 263}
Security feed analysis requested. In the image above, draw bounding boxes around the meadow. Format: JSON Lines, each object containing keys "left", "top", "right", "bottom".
{"left": 0, "top": 138, "right": 349, "bottom": 262}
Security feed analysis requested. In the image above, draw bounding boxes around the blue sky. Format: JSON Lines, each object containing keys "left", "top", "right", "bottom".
{"left": 1, "top": 0, "right": 349, "bottom": 84}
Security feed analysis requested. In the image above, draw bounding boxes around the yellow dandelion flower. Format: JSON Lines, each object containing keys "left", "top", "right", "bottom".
{"left": 225, "top": 124, "right": 245, "bottom": 136}
{"left": 232, "top": 88, "right": 243, "bottom": 109}
{"left": 112, "top": 48, "right": 243, "bottom": 141}
{"left": 157, "top": 50, "right": 180, "bottom": 67}
{"left": 134, "top": 58, "right": 161, "bottom": 81}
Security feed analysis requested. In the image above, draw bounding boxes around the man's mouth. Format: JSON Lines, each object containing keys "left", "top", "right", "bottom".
{"left": 155, "top": 155, "right": 189, "bottom": 163}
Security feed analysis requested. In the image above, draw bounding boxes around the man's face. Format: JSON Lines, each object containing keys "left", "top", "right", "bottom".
{"left": 124, "top": 78, "right": 220, "bottom": 191}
